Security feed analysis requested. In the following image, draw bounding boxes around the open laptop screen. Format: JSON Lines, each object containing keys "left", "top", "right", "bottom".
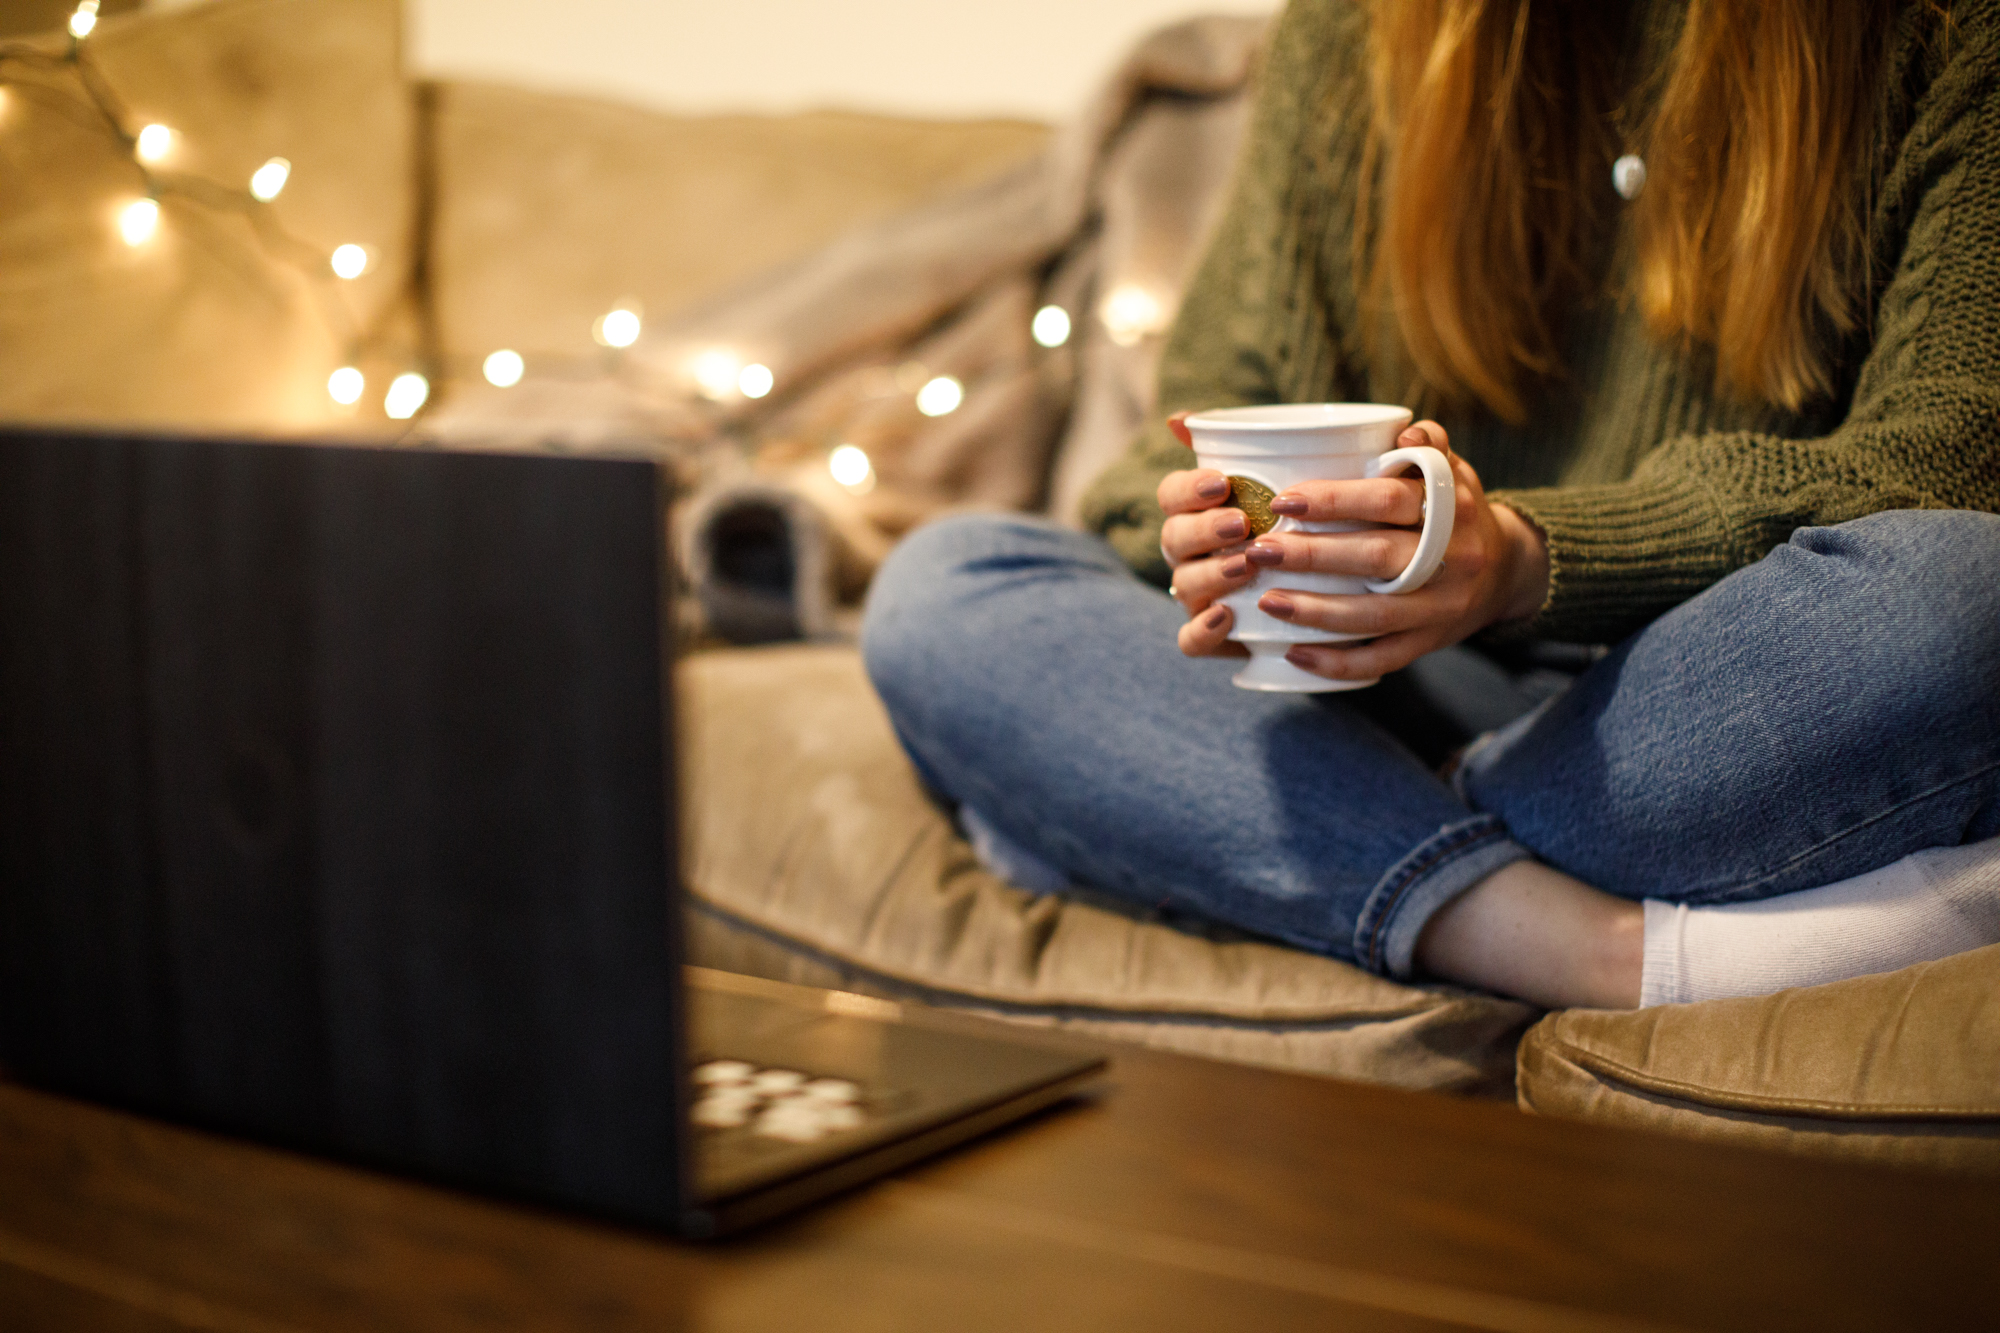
{"left": 0, "top": 428, "right": 688, "bottom": 1225}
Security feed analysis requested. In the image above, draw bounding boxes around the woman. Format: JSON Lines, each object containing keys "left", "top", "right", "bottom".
{"left": 863, "top": 0, "right": 2000, "bottom": 1008}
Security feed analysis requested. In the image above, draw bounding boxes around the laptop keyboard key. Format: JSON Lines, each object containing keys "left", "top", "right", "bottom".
{"left": 694, "top": 1060, "right": 755, "bottom": 1085}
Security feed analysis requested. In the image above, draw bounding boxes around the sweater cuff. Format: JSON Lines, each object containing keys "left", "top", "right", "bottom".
{"left": 1489, "top": 474, "right": 1744, "bottom": 644}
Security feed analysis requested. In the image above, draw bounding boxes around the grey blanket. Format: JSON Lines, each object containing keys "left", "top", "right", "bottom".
{"left": 427, "top": 14, "right": 1269, "bottom": 642}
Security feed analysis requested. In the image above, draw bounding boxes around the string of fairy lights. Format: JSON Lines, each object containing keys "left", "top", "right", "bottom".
{"left": 0, "top": 2, "right": 443, "bottom": 417}
{"left": 4, "top": 0, "right": 1172, "bottom": 488}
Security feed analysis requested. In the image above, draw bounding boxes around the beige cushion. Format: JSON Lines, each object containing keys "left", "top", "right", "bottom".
{"left": 1517, "top": 945, "right": 2000, "bottom": 1174}
{"left": 679, "top": 644, "right": 1538, "bottom": 1097}
{"left": 0, "top": 0, "right": 412, "bottom": 433}
{"left": 430, "top": 85, "right": 1049, "bottom": 375}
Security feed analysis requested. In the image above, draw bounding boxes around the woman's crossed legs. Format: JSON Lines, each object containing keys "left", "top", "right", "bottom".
{"left": 862, "top": 509, "right": 2000, "bottom": 1006}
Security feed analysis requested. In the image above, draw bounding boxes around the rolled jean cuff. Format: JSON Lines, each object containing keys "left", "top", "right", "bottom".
{"left": 1351, "top": 817, "right": 1533, "bottom": 979}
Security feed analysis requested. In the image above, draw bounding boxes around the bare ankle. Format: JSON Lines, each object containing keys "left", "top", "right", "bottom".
{"left": 1415, "top": 861, "right": 1643, "bottom": 1009}
{"left": 1590, "top": 897, "right": 1644, "bottom": 1008}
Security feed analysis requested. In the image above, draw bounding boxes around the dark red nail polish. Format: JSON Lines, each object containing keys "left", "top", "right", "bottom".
{"left": 1220, "top": 555, "right": 1249, "bottom": 578}
{"left": 1270, "top": 495, "right": 1308, "bottom": 516}
{"left": 1196, "top": 475, "right": 1230, "bottom": 500}
{"left": 1246, "top": 541, "right": 1283, "bottom": 567}
{"left": 1260, "top": 593, "right": 1295, "bottom": 619}
{"left": 1202, "top": 605, "right": 1228, "bottom": 630}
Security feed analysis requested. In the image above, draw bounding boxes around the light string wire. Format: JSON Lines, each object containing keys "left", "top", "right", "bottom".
{"left": 0, "top": 10, "right": 1083, "bottom": 442}
{"left": 0, "top": 23, "right": 719, "bottom": 425}
{"left": 0, "top": 22, "right": 428, "bottom": 418}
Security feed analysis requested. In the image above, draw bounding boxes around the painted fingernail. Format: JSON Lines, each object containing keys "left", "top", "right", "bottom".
{"left": 1217, "top": 512, "right": 1247, "bottom": 539}
{"left": 1270, "top": 495, "right": 1308, "bottom": 516}
{"left": 1285, "top": 646, "right": 1321, "bottom": 669}
{"left": 1401, "top": 427, "right": 1426, "bottom": 445}
{"left": 1220, "top": 554, "right": 1249, "bottom": 579}
{"left": 1196, "top": 474, "right": 1230, "bottom": 500}
{"left": 1246, "top": 540, "right": 1283, "bottom": 567}
{"left": 1260, "top": 592, "right": 1295, "bottom": 619}
{"left": 1201, "top": 605, "right": 1228, "bottom": 630}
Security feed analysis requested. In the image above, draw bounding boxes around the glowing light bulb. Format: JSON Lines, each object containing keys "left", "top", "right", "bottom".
{"left": 1031, "top": 305, "right": 1071, "bottom": 348}
{"left": 329, "top": 244, "right": 368, "bottom": 280}
{"left": 384, "top": 372, "right": 429, "bottom": 420}
{"left": 1100, "top": 284, "right": 1167, "bottom": 347}
{"left": 134, "top": 124, "right": 174, "bottom": 164}
{"left": 483, "top": 349, "right": 524, "bottom": 388}
{"left": 690, "top": 348, "right": 740, "bottom": 400}
{"left": 68, "top": 1, "right": 99, "bottom": 39}
{"left": 594, "top": 306, "right": 641, "bottom": 349}
{"left": 249, "top": 157, "right": 291, "bottom": 202}
{"left": 738, "top": 362, "right": 774, "bottom": 399}
{"left": 915, "top": 375, "right": 963, "bottom": 418}
{"left": 118, "top": 198, "right": 159, "bottom": 246}
{"left": 327, "top": 366, "right": 364, "bottom": 405}
{"left": 829, "top": 444, "right": 874, "bottom": 493}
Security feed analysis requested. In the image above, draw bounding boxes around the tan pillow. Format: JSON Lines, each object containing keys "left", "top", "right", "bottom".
{"left": 0, "top": 0, "right": 411, "bottom": 432}
{"left": 678, "top": 644, "right": 1538, "bottom": 1097}
{"left": 430, "top": 86, "right": 1049, "bottom": 378}
{"left": 1517, "top": 946, "right": 2000, "bottom": 1174}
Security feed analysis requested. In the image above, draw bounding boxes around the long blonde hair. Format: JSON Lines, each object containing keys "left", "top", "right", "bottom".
{"left": 1364, "top": 0, "right": 1896, "bottom": 422}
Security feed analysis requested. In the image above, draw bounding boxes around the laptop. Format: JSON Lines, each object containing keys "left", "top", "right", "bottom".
{"left": 0, "top": 425, "right": 1104, "bottom": 1237}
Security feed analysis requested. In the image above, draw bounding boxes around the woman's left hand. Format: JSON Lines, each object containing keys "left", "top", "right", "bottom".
{"left": 1228, "top": 420, "right": 1551, "bottom": 683}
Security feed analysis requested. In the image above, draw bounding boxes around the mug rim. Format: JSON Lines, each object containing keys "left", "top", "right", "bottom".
{"left": 1183, "top": 402, "right": 1412, "bottom": 433}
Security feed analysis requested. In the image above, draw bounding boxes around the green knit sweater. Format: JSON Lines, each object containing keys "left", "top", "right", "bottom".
{"left": 1080, "top": 0, "right": 2000, "bottom": 645}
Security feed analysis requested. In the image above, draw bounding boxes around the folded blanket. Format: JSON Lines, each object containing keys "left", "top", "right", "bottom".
{"left": 425, "top": 14, "right": 1270, "bottom": 642}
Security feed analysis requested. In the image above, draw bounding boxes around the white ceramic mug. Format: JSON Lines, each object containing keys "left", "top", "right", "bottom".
{"left": 1182, "top": 403, "right": 1455, "bottom": 693}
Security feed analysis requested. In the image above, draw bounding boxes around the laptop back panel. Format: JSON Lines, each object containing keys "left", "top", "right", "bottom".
{"left": 0, "top": 429, "right": 687, "bottom": 1225}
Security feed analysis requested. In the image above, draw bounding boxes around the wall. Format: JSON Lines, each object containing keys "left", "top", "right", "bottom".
{"left": 0, "top": 0, "right": 140, "bottom": 40}
{"left": 406, "top": 0, "right": 1271, "bottom": 123}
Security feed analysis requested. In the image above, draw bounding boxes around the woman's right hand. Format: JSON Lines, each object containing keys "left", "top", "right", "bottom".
{"left": 1156, "top": 411, "right": 1255, "bottom": 658}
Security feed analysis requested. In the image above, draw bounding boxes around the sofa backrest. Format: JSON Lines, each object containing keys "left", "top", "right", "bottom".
{"left": 0, "top": 0, "right": 414, "bottom": 433}
{"left": 0, "top": 0, "right": 1051, "bottom": 438}
{"left": 429, "top": 84, "right": 1049, "bottom": 376}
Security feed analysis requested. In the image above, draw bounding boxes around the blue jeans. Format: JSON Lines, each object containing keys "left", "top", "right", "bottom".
{"left": 860, "top": 510, "right": 2000, "bottom": 978}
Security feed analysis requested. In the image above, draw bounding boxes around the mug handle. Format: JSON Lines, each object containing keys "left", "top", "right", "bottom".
{"left": 1363, "top": 446, "right": 1455, "bottom": 594}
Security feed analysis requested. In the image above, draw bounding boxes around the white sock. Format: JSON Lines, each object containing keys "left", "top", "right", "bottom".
{"left": 1640, "top": 838, "right": 2000, "bottom": 1006}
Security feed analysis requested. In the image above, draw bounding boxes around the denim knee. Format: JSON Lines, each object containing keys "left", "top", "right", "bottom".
{"left": 868, "top": 513, "right": 1041, "bottom": 681}
{"left": 1778, "top": 509, "right": 2000, "bottom": 701}
{"left": 863, "top": 516, "right": 970, "bottom": 712}
{"left": 862, "top": 513, "right": 1124, "bottom": 720}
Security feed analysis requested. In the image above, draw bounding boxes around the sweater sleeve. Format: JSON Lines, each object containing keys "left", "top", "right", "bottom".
{"left": 1079, "top": 0, "right": 1372, "bottom": 587}
{"left": 1491, "top": 10, "right": 2000, "bottom": 643}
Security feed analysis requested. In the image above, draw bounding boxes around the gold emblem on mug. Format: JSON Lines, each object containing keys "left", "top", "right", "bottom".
{"left": 1227, "top": 475, "right": 1278, "bottom": 536}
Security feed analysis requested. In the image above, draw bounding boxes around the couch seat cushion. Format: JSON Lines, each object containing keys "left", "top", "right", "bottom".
{"left": 679, "top": 644, "right": 1538, "bottom": 1097}
{"left": 1517, "top": 945, "right": 2000, "bottom": 1174}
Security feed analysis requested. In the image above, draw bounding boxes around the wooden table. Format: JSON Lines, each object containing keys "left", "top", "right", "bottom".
{"left": 2, "top": 1030, "right": 1993, "bottom": 1332}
